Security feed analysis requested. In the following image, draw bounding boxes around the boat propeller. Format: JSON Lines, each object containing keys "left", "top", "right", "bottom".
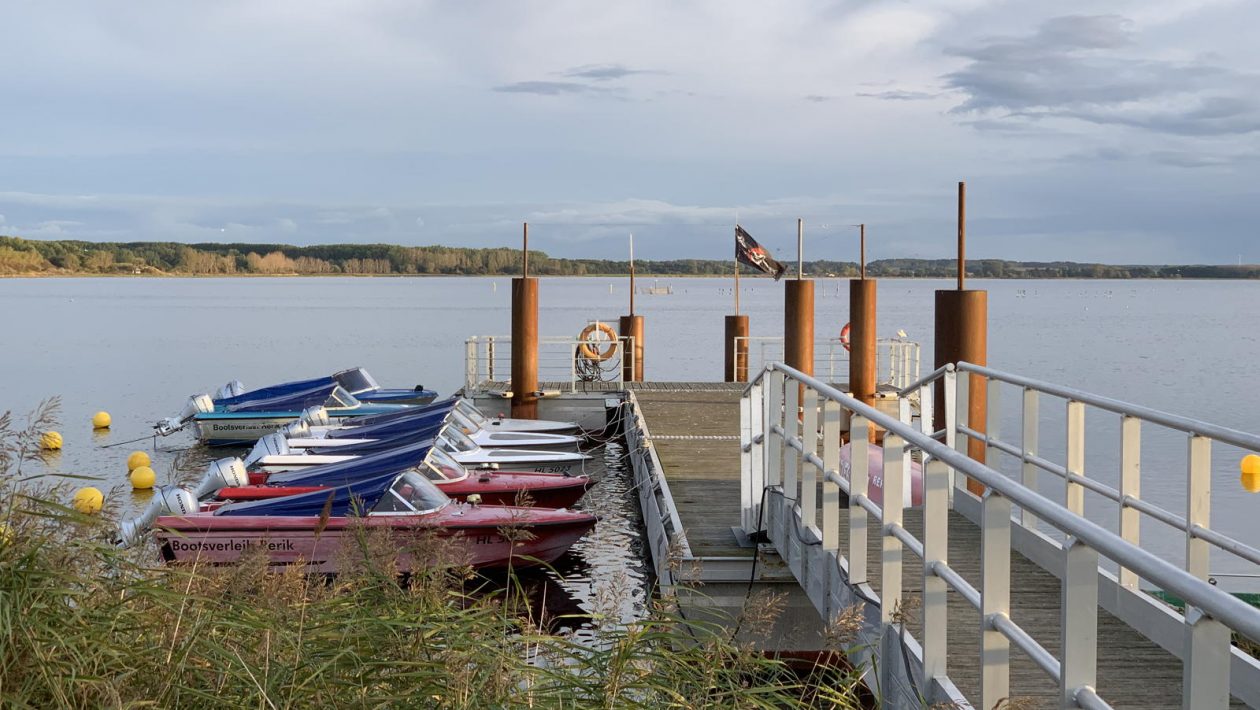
{"left": 117, "top": 486, "right": 197, "bottom": 548}
{"left": 153, "top": 394, "right": 214, "bottom": 436}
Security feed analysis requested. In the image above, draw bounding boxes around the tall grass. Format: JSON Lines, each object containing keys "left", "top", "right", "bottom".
{"left": 0, "top": 406, "right": 865, "bottom": 708}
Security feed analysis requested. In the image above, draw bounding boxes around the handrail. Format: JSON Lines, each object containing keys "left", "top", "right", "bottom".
{"left": 758, "top": 361, "right": 1260, "bottom": 644}
{"left": 957, "top": 361, "right": 1260, "bottom": 451}
{"left": 896, "top": 362, "right": 953, "bottom": 397}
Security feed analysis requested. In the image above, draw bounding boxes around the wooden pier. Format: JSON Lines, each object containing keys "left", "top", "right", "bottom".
{"left": 629, "top": 385, "right": 1248, "bottom": 708}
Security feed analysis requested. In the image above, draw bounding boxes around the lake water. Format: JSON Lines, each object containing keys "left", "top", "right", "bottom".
{"left": 2, "top": 276, "right": 1259, "bottom": 588}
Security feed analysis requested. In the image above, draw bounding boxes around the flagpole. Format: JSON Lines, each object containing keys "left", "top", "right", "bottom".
{"left": 734, "top": 225, "right": 741, "bottom": 316}
{"left": 629, "top": 232, "right": 635, "bottom": 316}
{"left": 797, "top": 218, "right": 803, "bottom": 280}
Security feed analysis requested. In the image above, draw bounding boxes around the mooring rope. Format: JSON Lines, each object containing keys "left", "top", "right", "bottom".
{"left": 645, "top": 434, "right": 740, "bottom": 441}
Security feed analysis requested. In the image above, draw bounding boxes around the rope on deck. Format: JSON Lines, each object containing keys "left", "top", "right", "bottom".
{"left": 648, "top": 434, "right": 740, "bottom": 441}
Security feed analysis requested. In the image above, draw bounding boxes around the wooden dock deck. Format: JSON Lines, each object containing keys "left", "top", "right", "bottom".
{"left": 632, "top": 386, "right": 1242, "bottom": 709}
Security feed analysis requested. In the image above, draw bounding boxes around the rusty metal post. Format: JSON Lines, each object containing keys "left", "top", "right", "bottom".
{"left": 725, "top": 314, "right": 749, "bottom": 382}
{"left": 512, "top": 222, "right": 538, "bottom": 419}
{"left": 849, "top": 278, "right": 877, "bottom": 406}
{"left": 785, "top": 280, "right": 815, "bottom": 378}
{"left": 619, "top": 314, "right": 644, "bottom": 382}
{"left": 934, "top": 181, "right": 987, "bottom": 493}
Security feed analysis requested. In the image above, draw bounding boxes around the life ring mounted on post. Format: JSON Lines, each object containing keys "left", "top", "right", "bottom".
{"left": 839, "top": 322, "right": 852, "bottom": 352}
{"left": 578, "top": 321, "right": 619, "bottom": 361}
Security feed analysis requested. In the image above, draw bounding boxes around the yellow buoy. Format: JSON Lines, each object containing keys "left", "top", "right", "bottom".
{"left": 0, "top": 522, "right": 12, "bottom": 546}
{"left": 126, "top": 450, "right": 151, "bottom": 472}
{"left": 72, "top": 487, "right": 104, "bottom": 514}
{"left": 40, "top": 431, "right": 63, "bottom": 451}
{"left": 1241, "top": 454, "right": 1260, "bottom": 493}
{"left": 92, "top": 411, "right": 112, "bottom": 429}
{"left": 129, "top": 465, "right": 156, "bottom": 490}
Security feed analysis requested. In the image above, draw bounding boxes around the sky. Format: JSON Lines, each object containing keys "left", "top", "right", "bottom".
{"left": 1, "top": 0, "right": 1257, "bottom": 264}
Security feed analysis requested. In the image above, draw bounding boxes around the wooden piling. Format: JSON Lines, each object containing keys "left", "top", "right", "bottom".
{"left": 784, "top": 280, "right": 815, "bottom": 377}
{"left": 619, "top": 315, "right": 644, "bottom": 382}
{"left": 724, "top": 314, "right": 749, "bottom": 382}
{"left": 511, "top": 277, "right": 539, "bottom": 419}
{"left": 849, "top": 279, "right": 877, "bottom": 406}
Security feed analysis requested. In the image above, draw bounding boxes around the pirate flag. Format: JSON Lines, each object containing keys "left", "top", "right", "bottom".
{"left": 735, "top": 225, "right": 786, "bottom": 280}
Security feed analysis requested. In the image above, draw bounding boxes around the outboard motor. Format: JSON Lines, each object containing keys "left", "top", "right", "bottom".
{"left": 242, "top": 433, "right": 290, "bottom": 467}
{"left": 282, "top": 420, "right": 311, "bottom": 438}
{"left": 192, "top": 457, "right": 250, "bottom": 499}
{"left": 301, "top": 406, "right": 330, "bottom": 427}
{"left": 117, "top": 486, "right": 198, "bottom": 548}
{"left": 214, "top": 380, "right": 246, "bottom": 400}
{"left": 154, "top": 394, "right": 215, "bottom": 436}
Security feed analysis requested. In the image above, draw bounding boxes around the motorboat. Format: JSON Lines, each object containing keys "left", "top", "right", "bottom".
{"left": 838, "top": 442, "right": 924, "bottom": 508}
{"left": 249, "top": 424, "right": 591, "bottom": 477}
{"left": 449, "top": 398, "right": 580, "bottom": 434}
{"left": 236, "top": 437, "right": 592, "bottom": 508}
{"left": 151, "top": 471, "right": 597, "bottom": 572}
{"left": 155, "top": 386, "right": 442, "bottom": 446}
{"left": 299, "top": 405, "right": 582, "bottom": 451}
{"left": 213, "top": 367, "right": 438, "bottom": 407}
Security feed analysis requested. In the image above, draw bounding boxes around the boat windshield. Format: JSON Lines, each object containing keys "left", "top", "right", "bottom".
{"left": 324, "top": 386, "right": 361, "bottom": 409}
{"left": 439, "top": 425, "right": 477, "bottom": 453}
{"left": 334, "top": 367, "right": 379, "bottom": 395}
{"left": 456, "top": 399, "right": 487, "bottom": 426}
{"left": 450, "top": 409, "right": 479, "bottom": 435}
{"left": 374, "top": 471, "right": 449, "bottom": 514}
{"left": 423, "top": 447, "right": 468, "bottom": 482}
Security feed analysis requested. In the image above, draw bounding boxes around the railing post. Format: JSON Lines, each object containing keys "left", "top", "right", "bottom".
{"left": 783, "top": 378, "right": 801, "bottom": 537}
{"left": 1186, "top": 435, "right": 1211, "bottom": 580}
{"left": 766, "top": 370, "right": 784, "bottom": 490}
{"left": 741, "top": 380, "right": 762, "bottom": 534}
{"left": 465, "top": 337, "right": 478, "bottom": 392}
{"left": 1183, "top": 607, "right": 1231, "bottom": 709}
{"left": 954, "top": 369, "right": 970, "bottom": 497}
{"left": 487, "top": 336, "right": 495, "bottom": 381}
{"left": 1066, "top": 400, "right": 1085, "bottom": 515}
{"left": 1118, "top": 415, "right": 1141, "bottom": 590}
{"left": 1021, "top": 387, "right": 1039, "bottom": 529}
{"left": 1061, "top": 536, "right": 1099, "bottom": 708}
{"left": 986, "top": 377, "right": 1001, "bottom": 468}
{"left": 919, "top": 382, "right": 934, "bottom": 440}
{"left": 822, "top": 399, "right": 841, "bottom": 552}
{"left": 923, "top": 458, "right": 949, "bottom": 685}
{"left": 981, "top": 490, "right": 1011, "bottom": 709}
{"left": 801, "top": 389, "right": 819, "bottom": 529}
{"left": 881, "top": 433, "right": 905, "bottom": 625}
{"left": 944, "top": 367, "right": 958, "bottom": 502}
{"left": 849, "top": 415, "right": 870, "bottom": 586}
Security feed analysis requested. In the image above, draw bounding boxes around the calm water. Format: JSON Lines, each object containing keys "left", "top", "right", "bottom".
{"left": 2, "top": 276, "right": 1259, "bottom": 586}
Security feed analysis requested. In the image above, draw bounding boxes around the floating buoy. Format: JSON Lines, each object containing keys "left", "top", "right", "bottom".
{"left": 40, "top": 431, "right": 63, "bottom": 451}
{"left": 92, "top": 411, "right": 112, "bottom": 429}
{"left": 1241, "top": 454, "right": 1260, "bottom": 493}
{"left": 72, "top": 487, "right": 104, "bottom": 514}
{"left": 129, "top": 466, "right": 156, "bottom": 490}
{"left": 0, "top": 522, "right": 11, "bottom": 546}
{"left": 127, "top": 450, "right": 151, "bottom": 472}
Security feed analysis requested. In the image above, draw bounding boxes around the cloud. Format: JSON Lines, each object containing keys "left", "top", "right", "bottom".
{"left": 562, "top": 63, "right": 658, "bottom": 81}
{"left": 492, "top": 80, "right": 608, "bottom": 96}
{"left": 945, "top": 14, "right": 1260, "bottom": 136}
{"left": 803, "top": 94, "right": 833, "bottom": 103}
{"left": 856, "top": 89, "right": 939, "bottom": 101}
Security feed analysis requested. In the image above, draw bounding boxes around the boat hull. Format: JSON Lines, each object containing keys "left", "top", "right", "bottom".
{"left": 195, "top": 409, "right": 408, "bottom": 446}
{"left": 155, "top": 507, "right": 596, "bottom": 572}
{"left": 227, "top": 472, "right": 593, "bottom": 508}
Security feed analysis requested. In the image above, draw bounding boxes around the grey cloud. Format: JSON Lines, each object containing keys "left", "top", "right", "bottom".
{"left": 856, "top": 90, "right": 939, "bottom": 101}
{"left": 492, "top": 81, "right": 608, "bottom": 96}
{"left": 803, "top": 95, "right": 834, "bottom": 103}
{"left": 562, "top": 63, "right": 658, "bottom": 81}
{"left": 945, "top": 14, "right": 1260, "bottom": 136}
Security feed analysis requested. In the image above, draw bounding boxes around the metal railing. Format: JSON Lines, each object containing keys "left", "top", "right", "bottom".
{"left": 464, "top": 331, "right": 632, "bottom": 394}
{"left": 733, "top": 336, "right": 920, "bottom": 389}
{"left": 741, "top": 362, "right": 1260, "bottom": 709}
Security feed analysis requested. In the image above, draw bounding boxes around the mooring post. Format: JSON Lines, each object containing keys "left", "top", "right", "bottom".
{"left": 934, "top": 183, "right": 987, "bottom": 494}
{"left": 785, "top": 274, "right": 815, "bottom": 380}
{"left": 850, "top": 225, "right": 876, "bottom": 408}
{"left": 619, "top": 314, "right": 644, "bottom": 382}
{"left": 511, "top": 222, "right": 539, "bottom": 419}
{"left": 724, "top": 314, "right": 750, "bottom": 382}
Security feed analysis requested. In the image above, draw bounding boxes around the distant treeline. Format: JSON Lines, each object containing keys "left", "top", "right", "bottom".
{"left": 2, "top": 235, "right": 1259, "bottom": 279}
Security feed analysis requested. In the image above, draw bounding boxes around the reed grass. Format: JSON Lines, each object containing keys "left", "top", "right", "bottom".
{"left": 0, "top": 406, "right": 865, "bottom": 709}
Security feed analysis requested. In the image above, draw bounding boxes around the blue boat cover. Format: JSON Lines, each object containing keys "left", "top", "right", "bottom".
{"left": 326, "top": 406, "right": 452, "bottom": 439}
{"left": 267, "top": 439, "right": 434, "bottom": 486}
{"left": 307, "top": 423, "right": 443, "bottom": 457}
{"left": 223, "top": 382, "right": 341, "bottom": 413}
{"left": 356, "top": 388, "right": 439, "bottom": 404}
{"left": 214, "top": 376, "right": 336, "bottom": 407}
{"left": 216, "top": 471, "right": 399, "bottom": 517}
{"left": 337, "top": 398, "right": 456, "bottom": 427}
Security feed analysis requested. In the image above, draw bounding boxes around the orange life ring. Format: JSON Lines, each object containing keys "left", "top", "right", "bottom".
{"left": 840, "top": 322, "right": 852, "bottom": 352}
{"left": 578, "top": 322, "right": 619, "bottom": 361}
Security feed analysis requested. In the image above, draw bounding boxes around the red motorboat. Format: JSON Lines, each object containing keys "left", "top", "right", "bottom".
{"left": 155, "top": 471, "right": 597, "bottom": 572}
{"left": 233, "top": 446, "right": 592, "bottom": 508}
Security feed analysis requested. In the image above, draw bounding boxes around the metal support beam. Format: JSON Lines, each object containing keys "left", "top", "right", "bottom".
{"left": 981, "top": 491, "right": 1012, "bottom": 708}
